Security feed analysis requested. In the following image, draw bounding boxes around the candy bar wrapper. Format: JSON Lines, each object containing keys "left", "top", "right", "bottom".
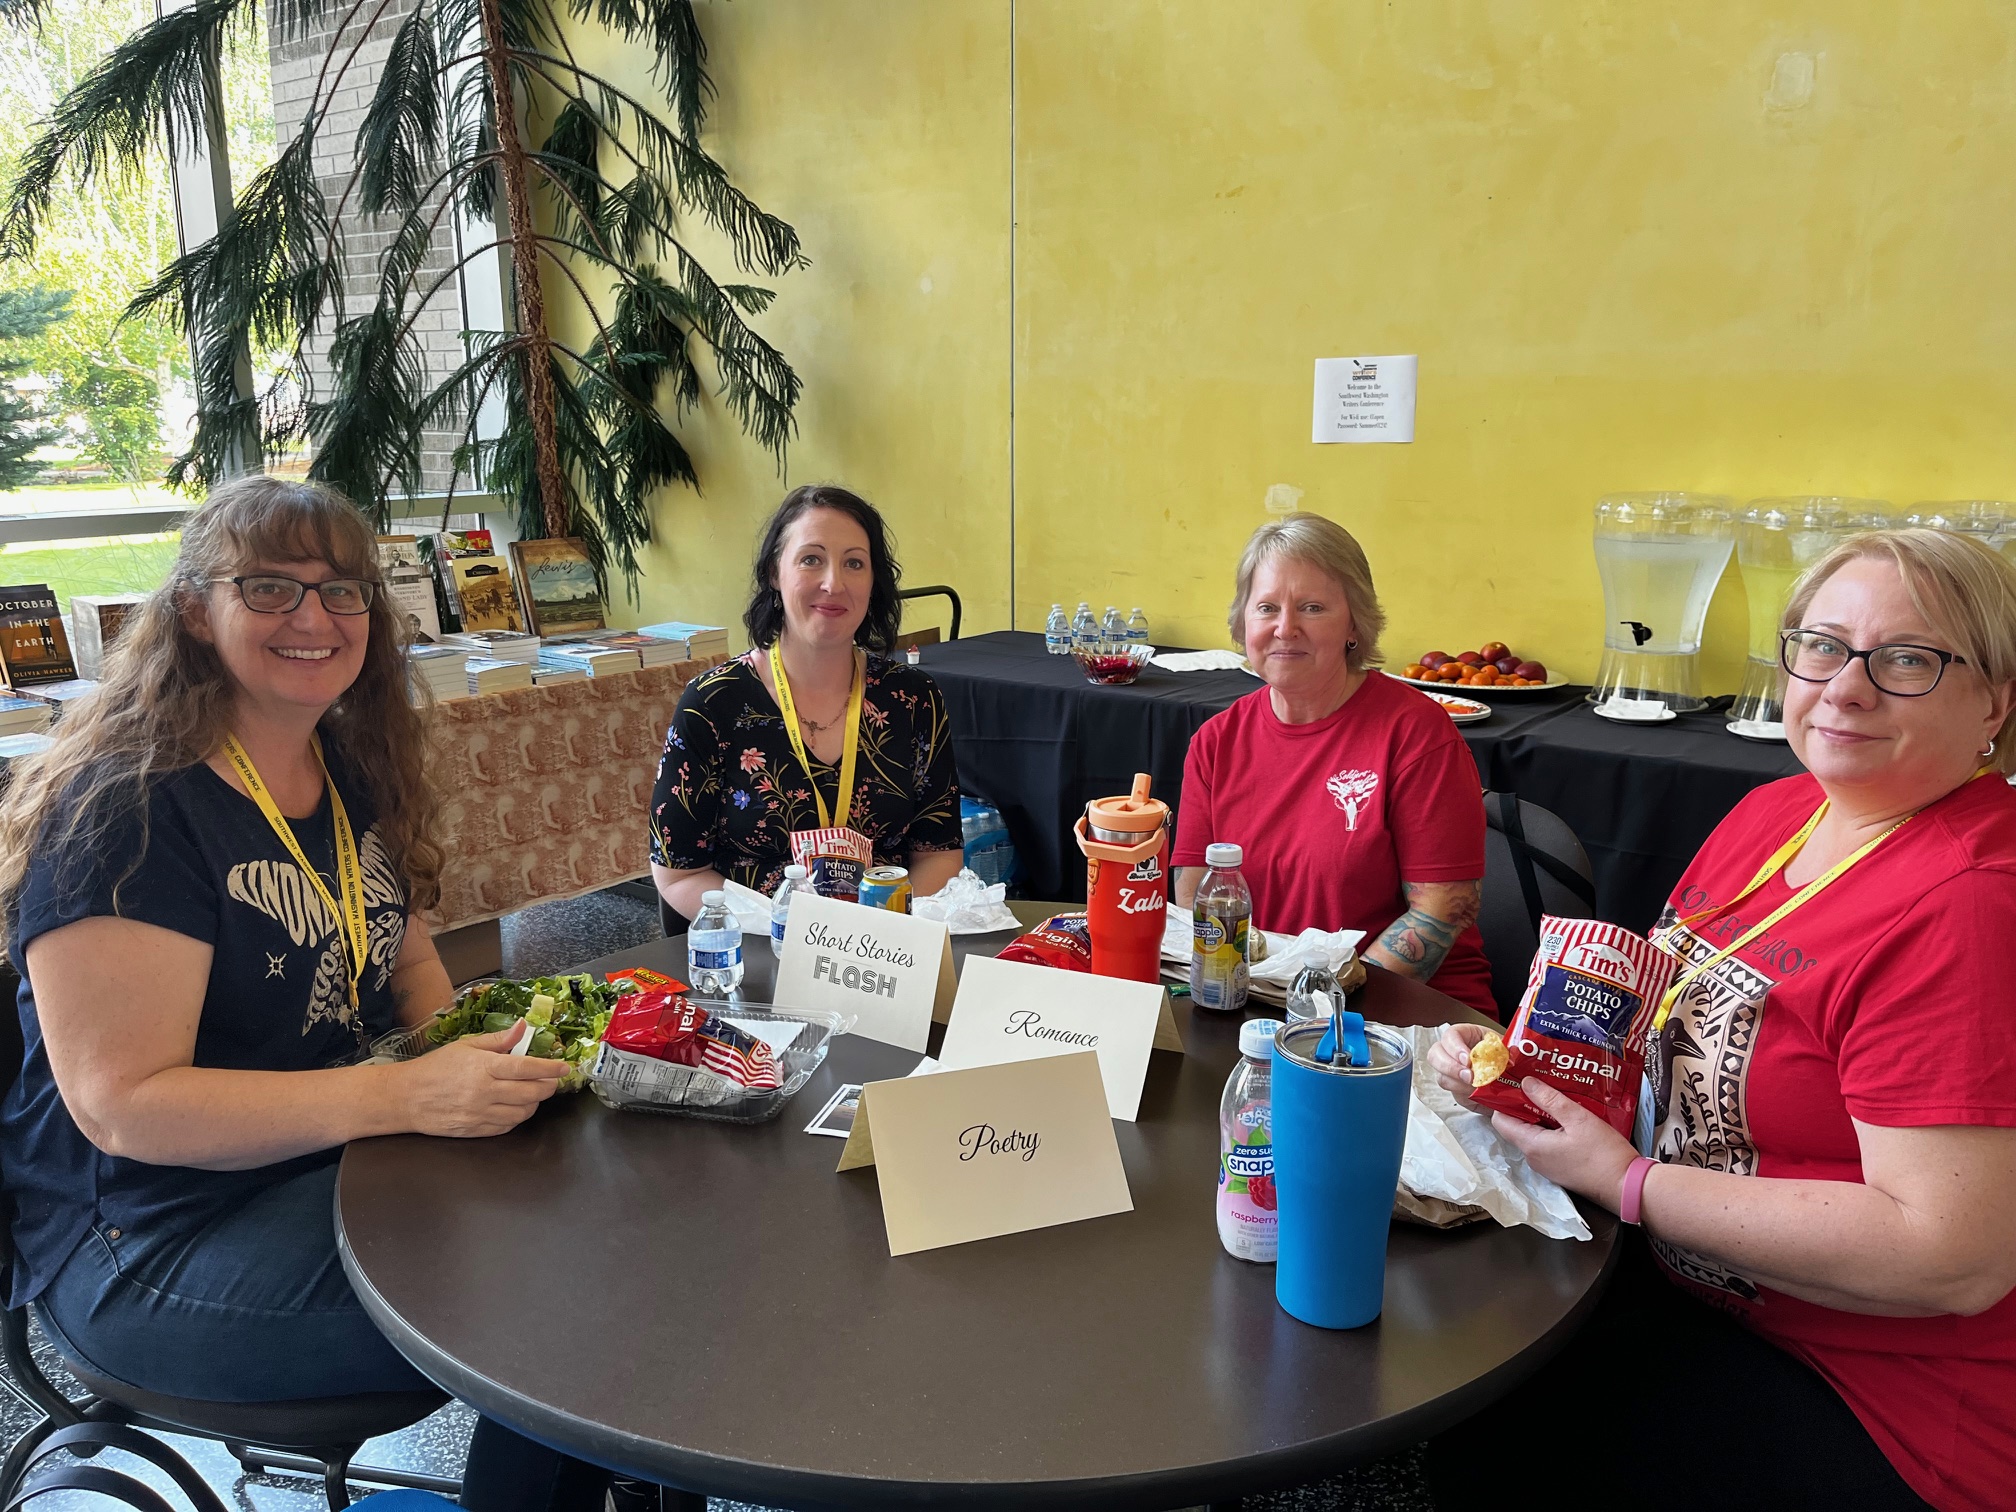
{"left": 790, "top": 826, "right": 873, "bottom": 903}
{"left": 605, "top": 966, "right": 684, "bottom": 996}
{"left": 1470, "top": 916, "right": 1679, "bottom": 1137}
{"left": 601, "top": 988, "right": 782, "bottom": 1090}
{"left": 995, "top": 912, "right": 1094, "bottom": 972}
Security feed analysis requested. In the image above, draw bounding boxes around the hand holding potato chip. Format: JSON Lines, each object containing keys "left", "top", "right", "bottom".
{"left": 1469, "top": 1030, "right": 1510, "bottom": 1090}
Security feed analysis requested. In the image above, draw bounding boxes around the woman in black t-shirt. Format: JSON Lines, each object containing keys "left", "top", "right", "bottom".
{"left": 0, "top": 479, "right": 599, "bottom": 1512}
{"left": 650, "top": 485, "right": 964, "bottom": 921}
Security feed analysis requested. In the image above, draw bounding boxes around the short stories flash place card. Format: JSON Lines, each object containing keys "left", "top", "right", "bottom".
{"left": 836, "top": 1052, "right": 1133, "bottom": 1256}
{"left": 936, "top": 954, "right": 1181, "bottom": 1121}
{"left": 773, "top": 891, "right": 955, "bottom": 1052}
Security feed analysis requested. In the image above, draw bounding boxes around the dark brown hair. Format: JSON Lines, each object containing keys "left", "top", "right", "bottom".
{"left": 742, "top": 485, "right": 903, "bottom": 653}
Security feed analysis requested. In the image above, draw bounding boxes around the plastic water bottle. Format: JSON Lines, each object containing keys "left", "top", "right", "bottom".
{"left": 1101, "top": 606, "right": 1126, "bottom": 651}
{"left": 1218, "top": 1017, "right": 1281, "bottom": 1262}
{"left": 1072, "top": 602, "right": 1097, "bottom": 654}
{"left": 1127, "top": 607, "right": 1150, "bottom": 645}
{"left": 769, "top": 865, "right": 812, "bottom": 959}
{"left": 1045, "top": 604, "right": 1071, "bottom": 655}
{"left": 690, "top": 890, "right": 743, "bottom": 996}
{"left": 1191, "top": 842, "right": 1252, "bottom": 1012}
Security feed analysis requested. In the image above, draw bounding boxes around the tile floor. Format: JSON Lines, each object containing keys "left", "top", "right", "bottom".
{"left": 0, "top": 890, "right": 1432, "bottom": 1512}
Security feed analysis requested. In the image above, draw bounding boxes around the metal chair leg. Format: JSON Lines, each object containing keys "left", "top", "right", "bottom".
{"left": 314, "top": 1448, "right": 352, "bottom": 1512}
{"left": 0, "top": 1417, "right": 57, "bottom": 1508}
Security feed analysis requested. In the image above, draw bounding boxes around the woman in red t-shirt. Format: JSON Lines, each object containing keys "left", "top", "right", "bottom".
{"left": 1170, "top": 513, "right": 1494, "bottom": 1015}
{"left": 1427, "top": 529, "right": 2016, "bottom": 1512}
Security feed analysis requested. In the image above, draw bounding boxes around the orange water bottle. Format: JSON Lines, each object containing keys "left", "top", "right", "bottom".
{"left": 1073, "top": 772, "right": 1170, "bottom": 983}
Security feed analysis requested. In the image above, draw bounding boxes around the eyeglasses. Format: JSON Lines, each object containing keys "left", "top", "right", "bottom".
{"left": 218, "top": 574, "right": 377, "bottom": 616}
{"left": 1779, "top": 629, "right": 1968, "bottom": 698}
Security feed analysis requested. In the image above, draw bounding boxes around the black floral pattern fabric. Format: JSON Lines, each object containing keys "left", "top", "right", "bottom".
{"left": 650, "top": 652, "right": 963, "bottom": 896}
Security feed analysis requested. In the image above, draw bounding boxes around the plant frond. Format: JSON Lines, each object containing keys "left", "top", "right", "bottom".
{"left": 719, "top": 284, "right": 776, "bottom": 315}
{"left": 1, "top": 0, "right": 247, "bottom": 259}
{"left": 357, "top": 4, "right": 443, "bottom": 215}
{"left": 447, "top": 66, "right": 500, "bottom": 220}
{"left": 305, "top": 305, "right": 431, "bottom": 518}
{"left": 560, "top": 0, "right": 708, "bottom": 142}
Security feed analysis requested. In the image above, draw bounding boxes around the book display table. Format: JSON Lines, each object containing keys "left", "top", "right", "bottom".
{"left": 425, "top": 658, "right": 722, "bottom": 939}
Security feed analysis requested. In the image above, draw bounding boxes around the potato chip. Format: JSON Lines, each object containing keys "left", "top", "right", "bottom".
{"left": 1469, "top": 1031, "right": 1510, "bottom": 1090}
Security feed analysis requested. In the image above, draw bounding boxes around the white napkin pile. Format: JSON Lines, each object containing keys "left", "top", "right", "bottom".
{"left": 913, "top": 868, "right": 1022, "bottom": 934}
{"left": 1157, "top": 913, "right": 1361, "bottom": 981}
{"left": 1150, "top": 649, "right": 1259, "bottom": 675}
{"left": 1395, "top": 1023, "right": 1591, "bottom": 1241}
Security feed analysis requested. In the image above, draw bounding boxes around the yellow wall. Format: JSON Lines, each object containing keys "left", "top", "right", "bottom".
{"left": 558, "top": 2, "right": 2016, "bottom": 689}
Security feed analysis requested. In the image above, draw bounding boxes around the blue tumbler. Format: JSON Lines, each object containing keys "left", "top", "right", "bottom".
{"left": 1271, "top": 1019, "right": 1413, "bottom": 1329}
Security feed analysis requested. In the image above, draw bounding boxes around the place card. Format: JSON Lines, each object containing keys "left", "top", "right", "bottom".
{"left": 935, "top": 954, "right": 1182, "bottom": 1121}
{"left": 773, "top": 891, "right": 955, "bottom": 1052}
{"left": 836, "top": 1052, "right": 1133, "bottom": 1256}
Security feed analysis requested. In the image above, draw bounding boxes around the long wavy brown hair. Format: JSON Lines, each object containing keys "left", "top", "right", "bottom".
{"left": 0, "top": 476, "right": 444, "bottom": 936}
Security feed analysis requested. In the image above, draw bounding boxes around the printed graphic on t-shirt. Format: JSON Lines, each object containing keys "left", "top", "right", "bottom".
{"left": 1647, "top": 912, "right": 1774, "bottom": 1303}
{"left": 225, "top": 827, "right": 406, "bottom": 1041}
{"left": 1325, "top": 768, "right": 1380, "bottom": 830}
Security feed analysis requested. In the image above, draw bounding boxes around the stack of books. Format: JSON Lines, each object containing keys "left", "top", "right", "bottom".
{"left": 446, "top": 629, "right": 540, "bottom": 664}
{"left": 407, "top": 644, "right": 470, "bottom": 703}
{"left": 466, "top": 657, "right": 535, "bottom": 697}
{"left": 0, "top": 693, "right": 52, "bottom": 738}
{"left": 531, "top": 663, "right": 588, "bottom": 687}
{"left": 538, "top": 641, "right": 642, "bottom": 677}
{"left": 588, "top": 631, "right": 686, "bottom": 668}
{"left": 0, "top": 731, "right": 54, "bottom": 767}
{"left": 22, "top": 679, "right": 100, "bottom": 723}
{"left": 637, "top": 621, "right": 731, "bottom": 661}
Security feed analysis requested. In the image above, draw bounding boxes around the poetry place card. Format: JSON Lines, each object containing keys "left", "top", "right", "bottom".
{"left": 936, "top": 954, "right": 1181, "bottom": 1121}
{"left": 836, "top": 1052, "right": 1132, "bottom": 1256}
{"left": 774, "top": 891, "right": 956, "bottom": 1052}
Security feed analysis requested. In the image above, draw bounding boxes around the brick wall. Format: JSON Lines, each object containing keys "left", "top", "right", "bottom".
{"left": 269, "top": 3, "right": 479, "bottom": 498}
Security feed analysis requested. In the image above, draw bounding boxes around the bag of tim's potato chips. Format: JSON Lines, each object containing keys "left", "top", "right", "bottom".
{"left": 995, "top": 912, "right": 1094, "bottom": 972}
{"left": 1469, "top": 917, "right": 1678, "bottom": 1137}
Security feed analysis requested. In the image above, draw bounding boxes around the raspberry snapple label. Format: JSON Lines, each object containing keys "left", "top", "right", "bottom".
{"left": 774, "top": 890, "right": 957, "bottom": 1052}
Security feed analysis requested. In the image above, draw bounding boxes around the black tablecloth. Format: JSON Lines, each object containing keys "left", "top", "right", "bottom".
{"left": 920, "top": 632, "right": 1801, "bottom": 930}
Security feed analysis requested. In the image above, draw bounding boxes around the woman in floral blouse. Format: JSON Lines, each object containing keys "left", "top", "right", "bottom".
{"left": 650, "top": 486, "right": 965, "bottom": 924}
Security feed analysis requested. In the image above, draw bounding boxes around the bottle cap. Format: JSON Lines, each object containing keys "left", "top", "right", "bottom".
{"left": 784, "top": 865, "right": 807, "bottom": 880}
{"left": 702, "top": 889, "right": 726, "bottom": 907}
{"left": 1239, "top": 1018, "right": 1283, "bottom": 1059}
{"left": 1205, "top": 842, "right": 1243, "bottom": 869}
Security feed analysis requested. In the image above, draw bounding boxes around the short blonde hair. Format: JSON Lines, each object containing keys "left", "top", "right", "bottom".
{"left": 1227, "top": 513, "right": 1385, "bottom": 670}
{"left": 1785, "top": 527, "right": 2016, "bottom": 773}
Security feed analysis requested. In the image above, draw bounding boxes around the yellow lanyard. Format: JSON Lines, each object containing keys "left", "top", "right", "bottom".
{"left": 222, "top": 733, "right": 368, "bottom": 1016}
{"left": 1652, "top": 767, "right": 1998, "bottom": 1032}
{"left": 768, "top": 643, "right": 865, "bottom": 832}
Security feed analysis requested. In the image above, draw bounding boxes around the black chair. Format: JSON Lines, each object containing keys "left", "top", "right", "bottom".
{"left": 896, "top": 584, "right": 962, "bottom": 641}
{"left": 1478, "top": 791, "right": 1598, "bottom": 1018}
{"left": 0, "top": 963, "right": 457, "bottom": 1511}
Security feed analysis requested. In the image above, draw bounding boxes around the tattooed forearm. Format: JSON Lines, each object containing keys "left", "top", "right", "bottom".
{"left": 1364, "top": 879, "right": 1481, "bottom": 982}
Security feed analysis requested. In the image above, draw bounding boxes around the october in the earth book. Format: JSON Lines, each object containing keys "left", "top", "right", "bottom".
{"left": 0, "top": 585, "right": 76, "bottom": 688}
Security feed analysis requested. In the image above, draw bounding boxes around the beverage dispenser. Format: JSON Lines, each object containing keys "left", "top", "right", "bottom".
{"left": 1728, "top": 500, "right": 1857, "bottom": 739}
{"left": 1589, "top": 493, "right": 1735, "bottom": 714}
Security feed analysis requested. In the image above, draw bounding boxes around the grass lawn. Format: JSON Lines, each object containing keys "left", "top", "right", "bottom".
{"left": 0, "top": 534, "right": 180, "bottom": 613}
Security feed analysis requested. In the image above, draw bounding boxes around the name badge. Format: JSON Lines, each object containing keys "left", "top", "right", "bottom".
{"left": 836, "top": 1052, "right": 1133, "bottom": 1255}
{"left": 936, "top": 954, "right": 1183, "bottom": 1121}
{"left": 774, "top": 890, "right": 955, "bottom": 1052}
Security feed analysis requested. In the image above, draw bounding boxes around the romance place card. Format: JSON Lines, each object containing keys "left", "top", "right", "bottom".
{"left": 774, "top": 891, "right": 956, "bottom": 1052}
{"left": 935, "top": 954, "right": 1182, "bottom": 1120}
{"left": 836, "top": 1051, "right": 1133, "bottom": 1256}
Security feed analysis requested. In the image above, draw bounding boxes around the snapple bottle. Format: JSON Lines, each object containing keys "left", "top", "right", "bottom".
{"left": 1217, "top": 1017, "right": 1281, "bottom": 1261}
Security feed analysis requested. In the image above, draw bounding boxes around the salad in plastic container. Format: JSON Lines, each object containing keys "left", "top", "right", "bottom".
{"left": 588, "top": 988, "right": 853, "bottom": 1123}
{"left": 370, "top": 973, "right": 621, "bottom": 1091}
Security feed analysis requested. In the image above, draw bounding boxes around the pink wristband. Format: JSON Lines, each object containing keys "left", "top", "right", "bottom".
{"left": 1619, "top": 1156, "right": 1657, "bottom": 1225}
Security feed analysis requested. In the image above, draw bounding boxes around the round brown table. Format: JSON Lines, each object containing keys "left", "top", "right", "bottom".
{"left": 337, "top": 904, "right": 1617, "bottom": 1511}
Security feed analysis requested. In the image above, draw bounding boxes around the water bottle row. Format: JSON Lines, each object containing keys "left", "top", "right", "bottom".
{"left": 1044, "top": 603, "right": 1151, "bottom": 656}
{"left": 685, "top": 866, "right": 820, "bottom": 996}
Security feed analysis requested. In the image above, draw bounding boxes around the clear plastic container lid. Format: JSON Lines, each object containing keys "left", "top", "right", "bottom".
{"left": 1239, "top": 1018, "right": 1283, "bottom": 1059}
{"left": 1205, "top": 842, "right": 1243, "bottom": 868}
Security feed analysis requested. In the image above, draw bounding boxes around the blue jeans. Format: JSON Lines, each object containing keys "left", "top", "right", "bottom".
{"left": 35, "top": 1163, "right": 609, "bottom": 1512}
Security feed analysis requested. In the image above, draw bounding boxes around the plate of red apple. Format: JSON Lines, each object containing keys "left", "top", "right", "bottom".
{"left": 1395, "top": 642, "right": 1565, "bottom": 695}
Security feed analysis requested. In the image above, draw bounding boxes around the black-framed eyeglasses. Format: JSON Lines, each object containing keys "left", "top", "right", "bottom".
{"left": 1779, "top": 628, "right": 1967, "bottom": 697}
{"left": 218, "top": 574, "right": 377, "bottom": 616}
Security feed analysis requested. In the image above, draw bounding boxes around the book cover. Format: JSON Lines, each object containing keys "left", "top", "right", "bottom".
{"left": 509, "top": 537, "right": 605, "bottom": 637}
{"left": 378, "top": 536, "right": 444, "bottom": 644}
{"left": 0, "top": 585, "right": 76, "bottom": 688}
{"left": 448, "top": 556, "right": 525, "bottom": 634}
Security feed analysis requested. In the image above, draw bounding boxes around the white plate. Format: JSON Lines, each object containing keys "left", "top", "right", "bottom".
{"left": 1592, "top": 703, "right": 1677, "bottom": 725}
{"left": 1425, "top": 694, "right": 1491, "bottom": 725}
{"left": 1726, "top": 718, "right": 1789, "bottom": 743}
{"left": 1395, "top": 672, "right": 1567, "bottom": 697}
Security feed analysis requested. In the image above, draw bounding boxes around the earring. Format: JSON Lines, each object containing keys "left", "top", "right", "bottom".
{"left": 1347, "top": 639, "right": 1358, "bottom": 652}
{"left": 1983, "top": 737, "right": 1998, "bottom": 760}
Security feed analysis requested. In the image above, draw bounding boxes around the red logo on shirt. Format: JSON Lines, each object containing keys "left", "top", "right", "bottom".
{"left": 1325, "top": 769, "right": 1380, "bottom": 830}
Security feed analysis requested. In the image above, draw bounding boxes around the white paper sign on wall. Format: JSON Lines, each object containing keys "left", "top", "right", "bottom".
{"left": 773, "top": 892, "right": 955, "bottom": 1053}
{"left": 1312, "top": 355, "right": 1417, "bottom": 443}
{"left": 936, "top": 954, "right": 1181, "bottom": 1121}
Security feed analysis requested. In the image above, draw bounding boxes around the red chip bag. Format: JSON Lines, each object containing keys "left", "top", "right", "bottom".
{"left": 602, "top": 988, "right": 781, "bottom": 1090}
{"left": 995, "top": 912, "right": 1094, "bottom": 972}
{"left": 1470, "top": 916, "right": 1678, "bottom": 1136}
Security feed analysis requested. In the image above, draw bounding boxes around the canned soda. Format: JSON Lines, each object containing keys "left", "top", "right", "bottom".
{"left": 859, "top": 866, "right": 913, "bottom": 912}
